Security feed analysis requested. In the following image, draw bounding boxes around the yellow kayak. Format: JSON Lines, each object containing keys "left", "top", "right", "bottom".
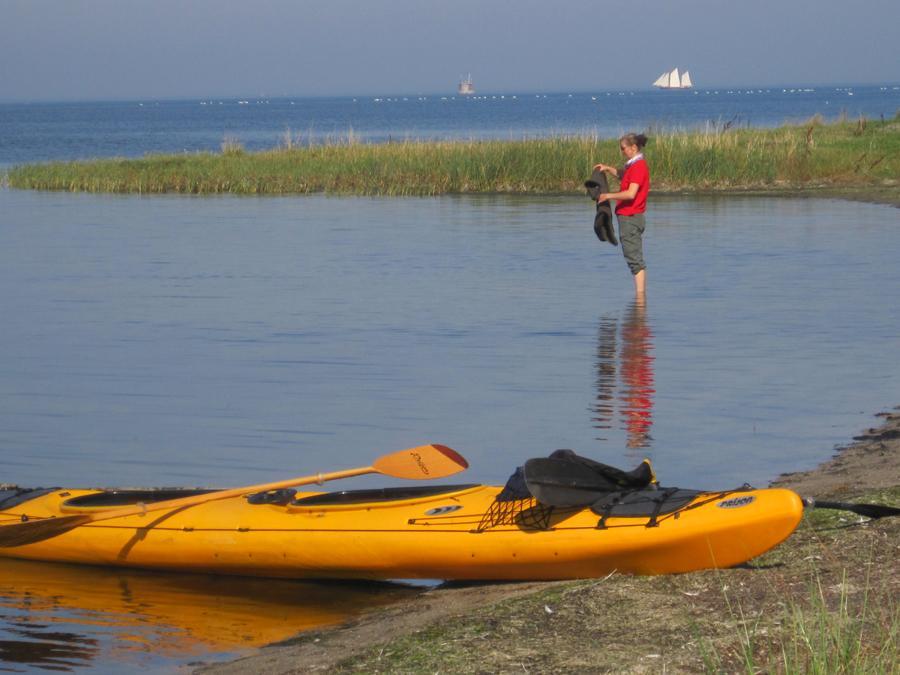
{"left": 0, "top": 482, "right": 802, "bottom": 579}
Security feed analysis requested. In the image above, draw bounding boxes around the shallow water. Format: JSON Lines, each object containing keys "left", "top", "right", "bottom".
{"left": 2, "top": 188, "right": 898, "bottom": 491}
{"left": 1, "top": 187, "right": 899, "bottom": 671}
{"left": 0, "top": 558, "right": 412, "bottom": 673}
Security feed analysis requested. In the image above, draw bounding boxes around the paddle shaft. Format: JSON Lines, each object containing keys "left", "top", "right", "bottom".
{"left": 70, "top": 466, "right": 376, "bottom": 526}
{"left": 802, "top": 497, "right": 900, "bottom": 519}
{"left": 0, "top": 443, "right": 469, "bottom": 548}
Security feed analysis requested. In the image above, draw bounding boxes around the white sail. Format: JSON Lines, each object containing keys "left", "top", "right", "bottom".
{"left": 669, "top": 68, "right": 681, "bottom": 88}
{"left": 653, "top": 67, "right": 694, "bottom": 89}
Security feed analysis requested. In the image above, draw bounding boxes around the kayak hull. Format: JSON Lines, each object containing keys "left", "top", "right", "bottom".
{"left": 0, "top": 485, "right": 803, "bottom": 580}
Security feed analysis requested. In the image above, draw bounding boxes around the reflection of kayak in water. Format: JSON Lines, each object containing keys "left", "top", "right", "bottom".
{"left": 1, "top": 469, "right": 804, "bottom": 579}
{"left": 0, "top": 556, "right": 412, "bottom": 669}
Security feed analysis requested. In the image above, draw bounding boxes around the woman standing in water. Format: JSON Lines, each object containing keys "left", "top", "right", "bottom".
{"left": 594, "top": 133, "right": 650, "bottom": 296}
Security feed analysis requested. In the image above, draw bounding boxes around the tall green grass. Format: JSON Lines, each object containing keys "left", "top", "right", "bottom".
{"left": 8, "top": 116, "right": 900, "bottom": 196}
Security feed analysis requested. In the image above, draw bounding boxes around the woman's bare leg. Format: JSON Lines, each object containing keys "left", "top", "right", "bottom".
{"left": 634, "top": 269, "right": 646, "bottom": 295}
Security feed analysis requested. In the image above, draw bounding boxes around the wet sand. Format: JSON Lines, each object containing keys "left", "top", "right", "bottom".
{"left": 197, "top": 407, "right": 900, "bottom": 673}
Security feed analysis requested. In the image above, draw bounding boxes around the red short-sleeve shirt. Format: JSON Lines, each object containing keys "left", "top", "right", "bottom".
{"left": 616, "top": 158, "right": 650, "bottom": 216}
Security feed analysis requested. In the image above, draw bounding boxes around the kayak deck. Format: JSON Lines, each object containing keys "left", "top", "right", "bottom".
{"left": 0, "top": 484, "right": 804, "bottom": 580}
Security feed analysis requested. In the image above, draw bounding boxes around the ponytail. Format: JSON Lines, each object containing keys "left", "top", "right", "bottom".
{"left": 620, "top": 133, "right": 648, "bottom": 150}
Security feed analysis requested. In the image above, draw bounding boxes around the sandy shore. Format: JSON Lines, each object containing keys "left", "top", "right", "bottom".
{"left": 196, "top": 407, "right": 899, "bottom": 674}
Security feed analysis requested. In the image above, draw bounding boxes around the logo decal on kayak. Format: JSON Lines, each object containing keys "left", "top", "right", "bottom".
{"left": 411, "top": 451, "right": 429, "bottom": 476}
{"left": 717, "top": 496, "right": 756, "bottom": 509}
{"left": 425, "top": 505, "right": 462, "bottom": 516}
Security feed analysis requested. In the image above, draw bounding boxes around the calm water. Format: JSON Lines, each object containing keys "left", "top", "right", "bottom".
{"left": 2, "top": 88, "right": 900, "bottom": 672}
{"left": 0, "top": 557, "right": 412, "bottom": 673}
{"left": 2, "top": 85, "right": 900, "bottom": 165}
{"left": 2, "top": 189, "right": 898, "bottom": 492}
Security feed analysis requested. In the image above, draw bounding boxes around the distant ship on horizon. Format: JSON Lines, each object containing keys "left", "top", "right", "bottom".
{"left": 458, "top": 74, "right": 475, "bottom": 96}
{"left": 653, "top": 68, "right": 693, "bottom": 89}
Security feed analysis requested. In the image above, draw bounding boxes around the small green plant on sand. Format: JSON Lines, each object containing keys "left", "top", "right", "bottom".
{"left": 699, "top": 567, "right": 898, "bottom": 674}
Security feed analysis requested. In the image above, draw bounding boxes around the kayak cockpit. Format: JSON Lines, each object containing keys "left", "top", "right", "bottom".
{"left": 62, "top": 488, "right": 217, "bottom": 510}
{"left": 289, "top": 484, "right": 481, "bottom": 507}
{"left": 58, "top": 484, "right": 484, "bottom": 512}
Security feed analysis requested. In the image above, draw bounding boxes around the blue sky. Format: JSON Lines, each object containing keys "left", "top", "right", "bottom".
{"left": 2, "top": 0, "right": 898, "bottom": 102}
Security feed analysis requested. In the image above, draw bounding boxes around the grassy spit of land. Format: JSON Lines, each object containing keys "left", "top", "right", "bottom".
{"left": 7, "top": 116, "right": 900, "bottom": 199}
{"left": 200, "top": 410, "right": 900, "bottom": 674}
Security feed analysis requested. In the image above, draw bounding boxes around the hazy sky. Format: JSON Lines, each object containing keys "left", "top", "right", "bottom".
{"left": 2, "top": 0, "right": 898, "bottom": 102}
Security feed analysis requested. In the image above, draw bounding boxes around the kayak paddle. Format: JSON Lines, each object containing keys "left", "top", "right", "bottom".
{"left": 0, "top": 443, "right": 468, "bottom": 548}
{"left": 802, "top": 497, "right": 900, "bottom": 520}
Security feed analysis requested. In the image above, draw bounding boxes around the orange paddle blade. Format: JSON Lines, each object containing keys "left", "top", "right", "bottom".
{"left": 372, "top": 444, "right": 469, "bottom": 480}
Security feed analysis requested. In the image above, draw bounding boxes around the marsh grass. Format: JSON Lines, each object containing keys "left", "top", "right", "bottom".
{"left": 220, "top": 135, "right": 244, "bottom": 156}
{"left": 8, "top": 117, "right": 900, "bottom": 196}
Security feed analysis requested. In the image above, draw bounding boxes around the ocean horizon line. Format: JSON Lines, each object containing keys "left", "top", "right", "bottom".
{"left": 2, "top": 81, "right": 899, "bottom": 107}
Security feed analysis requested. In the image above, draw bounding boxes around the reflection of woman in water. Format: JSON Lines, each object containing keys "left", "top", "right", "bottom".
{"left": 592, "top": 316, "right": 617, "bottom": 438}
{"left": 619, "top": 299, "right": 654, "bottom": 449}
{"left": 593, "top": 133, "right": 651, "bottom": 296}
{"left": 592, "top": 300, "right": 655, "bottom": 451}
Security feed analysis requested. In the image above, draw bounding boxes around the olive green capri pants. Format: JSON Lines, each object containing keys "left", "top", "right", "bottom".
{"left": 617, "top": 213, "right": 646, "bottom": 275}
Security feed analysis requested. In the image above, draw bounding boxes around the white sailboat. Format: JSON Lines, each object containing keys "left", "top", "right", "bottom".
{"left": 652, "top": 68, "right": 693, "bottom": 89}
